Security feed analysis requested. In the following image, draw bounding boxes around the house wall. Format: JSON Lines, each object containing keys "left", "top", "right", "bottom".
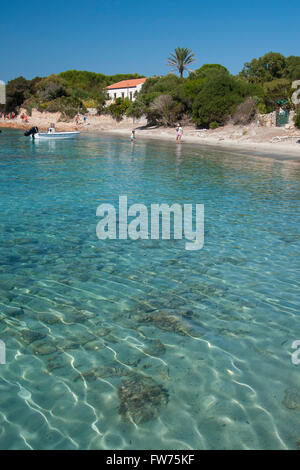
{"left": 107, "top": 83, "right": 144, "bottom": 102}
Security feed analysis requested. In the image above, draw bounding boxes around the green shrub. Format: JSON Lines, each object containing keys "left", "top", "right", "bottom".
{"left": 4, "top": 77, "right": 32, "bottom": 113}
{"left": 263, "top": 78, "right": 291, "bottom": 111}
{"left": 126, "top": 99, "right": 146, "bottom": 119}
{"left": 140, "top": 74, "right": 183, "bottom": 94}
{"left": 192, "top": 74, "right": 241, "bottom": 127}
{"left": 192, "top": 72, "right": 263, "bottom": 128}
{"left": 188, "top": 64, "right": 230, "bottom": 81}
{"left": 257, "top": 102, "right": 267, "bottom": 114}
{"left": 209, "top": 121, "right": 219, "bottom": 129}
{"left": 23, "top": 98, "right": 40, "bottom": 116}
{"left": 106, "top": 98, "right": 131, "bottom": 121}
{"left": 39, "top": 96, "right": 85, "bottom": 118}
{"left": 294, "top": 110, "right": 300, "bottom": 129}
{"left": 58, "top": 70, "right": 107, "bottom": 89}
{"left": 39, "top": 81, "right": 67, "bottom": 100}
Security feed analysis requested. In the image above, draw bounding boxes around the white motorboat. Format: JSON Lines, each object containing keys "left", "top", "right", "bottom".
{"left": 34, "top": 130, "right": 79, "bottom": 139}
{"left": 25, "top": 125, "right": 79, "bottom": 140}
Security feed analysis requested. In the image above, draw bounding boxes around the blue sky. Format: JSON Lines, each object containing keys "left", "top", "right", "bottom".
{"left": 1, "top": 0, "right": 299, "bottom": 82}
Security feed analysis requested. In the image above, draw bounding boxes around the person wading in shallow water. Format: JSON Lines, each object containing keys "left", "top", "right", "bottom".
{"left": 176, "top": 123, "right": 183, "bottom": 142}
{"left": 130, "top": 130, "right": 136, "bottom": 142}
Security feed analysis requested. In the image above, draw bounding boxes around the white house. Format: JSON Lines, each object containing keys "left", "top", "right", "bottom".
{"left": 106, "top": 78, "right": 147, "bottom": 102}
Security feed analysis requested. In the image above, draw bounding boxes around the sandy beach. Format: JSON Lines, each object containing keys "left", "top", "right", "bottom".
{"left": 1, "top": 109, "right": 300, "bottom": 160}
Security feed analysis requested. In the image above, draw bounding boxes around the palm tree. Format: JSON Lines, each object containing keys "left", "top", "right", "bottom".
{"left": 167, "top": 47, "right": 196, "bottom": 77}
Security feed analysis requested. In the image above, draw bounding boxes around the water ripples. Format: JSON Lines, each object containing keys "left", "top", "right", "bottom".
{"left": 0, "top": 130, "right": 300, "bottom": 449}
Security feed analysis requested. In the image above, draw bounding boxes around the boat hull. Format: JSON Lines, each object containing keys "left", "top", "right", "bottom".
{"left": 33, "top": 132, "right": 80, "bottom": 140}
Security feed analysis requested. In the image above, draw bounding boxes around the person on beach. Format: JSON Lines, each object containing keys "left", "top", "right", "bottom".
{"left": 176, "top": 123, "right": 183, "bottom": 141}
{"left": 130, "top": 130, "right": 135, "bottom": 142}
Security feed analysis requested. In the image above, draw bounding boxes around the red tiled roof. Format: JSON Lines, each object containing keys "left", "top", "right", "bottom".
{"left": 106, "top": 78, "right": 147, "bottom": 90}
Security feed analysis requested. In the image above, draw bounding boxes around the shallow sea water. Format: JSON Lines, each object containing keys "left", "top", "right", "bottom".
{"left": 0, "top": 128, "right": 300, "bottom": 449}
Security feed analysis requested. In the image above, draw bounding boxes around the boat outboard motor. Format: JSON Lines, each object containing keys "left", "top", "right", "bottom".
{"left": 24, "top": 126, "right": 38, "bottom": 137}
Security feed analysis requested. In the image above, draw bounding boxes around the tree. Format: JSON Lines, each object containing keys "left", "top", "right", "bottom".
{"left": 167, "top": 48, "right": 196, "bottom": 78}
{"left": 263, "top": 78, "right": 291, "bottom": 111}
{"left": 39, "top": 81, "right": 67, "bottom": 100}
{"left": 184, "top": 65, "right": 230, "bottom": 100}
{"left": 126, "top": 98, "right": 146, "bottom": 119}
{"left": 106, "top": 97, "right": 131, "bottom": 121}
{"left": 38, "top": 96, "right": 86, "bottom": 119}
{"left": 4, "top": 77, "right": 32, "bottom": 113}
{"left": 189, "top": 64, "right": 229, "bottom": 80}
{"left": 192, "top": 73, "right": 262, "bottom": 128}
{"left": 294, "top": 109, "right": 300, "bottom": 129}
{"left": 286, "top": 56, "right": 300, "bottom": 80}
{"left": 240, "top": 52, "right": 287, "bottom": 84}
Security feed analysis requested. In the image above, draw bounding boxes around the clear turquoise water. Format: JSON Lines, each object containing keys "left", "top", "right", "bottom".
{"left": 0, "top": 128, "right": 300, "bottom": 450}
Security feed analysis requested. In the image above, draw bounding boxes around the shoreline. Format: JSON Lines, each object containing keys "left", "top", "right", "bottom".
{"left": 1, "top": 118, "right": 300, "bottom": 161}
{"left": 96, "top": 127, "right": 300, "bottom": 161}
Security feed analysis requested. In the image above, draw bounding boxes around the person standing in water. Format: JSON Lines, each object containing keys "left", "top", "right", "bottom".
{"left": 176, "top": 123, "right": 183, "bottom": 142}
{"left": 130, "top": 130, "right": 136, "bottom": 142}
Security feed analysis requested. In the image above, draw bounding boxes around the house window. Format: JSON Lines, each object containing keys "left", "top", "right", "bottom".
{"left": 130, "top": 92, "right": 133, "bottom": 101}
{"left": 114, "top": 93, "right": 117, "bottom": 101}
{"left": 121, "top": 92, "right": 124, "bottom": 99}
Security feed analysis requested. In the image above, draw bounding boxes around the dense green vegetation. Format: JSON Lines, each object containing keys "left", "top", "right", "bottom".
{"left": 126, "top": 64, "right": 264, "bottom": 127}
{"left": 127, "top": 52, "right": 300, "bottom": 127}
{"left": 240, "top": 53, "right": 300, "bottom": 83}
{"left": 1, "top": 71, "right": 144, "bottom": 118}
{"left": 294, "top": 110, "right": 300, "bottom": 129}
{"left": 1, "top": 51, "right": 300, "bottom": 127}
{"left": 106, "top": 97, "right": 132, "bottom": 121}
